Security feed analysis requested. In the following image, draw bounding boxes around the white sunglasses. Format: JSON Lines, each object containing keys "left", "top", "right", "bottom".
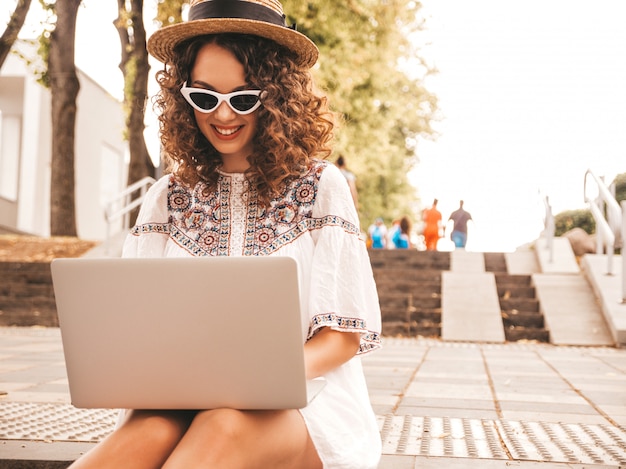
{"left": 180, "top": 83, "right": 264, "bottom": 115}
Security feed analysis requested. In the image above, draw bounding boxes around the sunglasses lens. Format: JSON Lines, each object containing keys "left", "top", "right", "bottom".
{"left": 230, "top": 94, "right": 260, "bottom": 112}
{"left": 188, "top": 92, "right": 219, "bottom": 111}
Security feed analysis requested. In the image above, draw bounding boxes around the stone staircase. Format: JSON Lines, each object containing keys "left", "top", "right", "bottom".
{"left": 0, "top": 262, "right": 58, "bottom": 327}
{"left": 484, "top": 253, "right": 550, "bottom": 342}
{"left": 0, "top": 250, "right": 588, "bottom": 345}
{"left": 369, "top": 249, "right": 449, "bottom": 337}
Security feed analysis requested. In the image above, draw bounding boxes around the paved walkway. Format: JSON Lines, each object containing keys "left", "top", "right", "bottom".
{"left": 1, "top": 327, "right": 625, "bottom": 468}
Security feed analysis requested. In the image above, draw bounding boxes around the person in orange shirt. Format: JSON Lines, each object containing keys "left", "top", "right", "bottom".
{"left": 422, "top": 198, "right": 442, "bottom": 251}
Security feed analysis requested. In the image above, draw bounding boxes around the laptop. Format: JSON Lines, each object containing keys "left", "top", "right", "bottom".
{"left": 51, "top": 256, "right": 325, "bottom": 410}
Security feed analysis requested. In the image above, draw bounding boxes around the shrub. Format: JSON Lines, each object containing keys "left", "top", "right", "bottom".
{"left": 613, "top": 172, "right": 626, "bottom": 205}
{"left": 554, "top": 209, "right": 595, "bottom": 237}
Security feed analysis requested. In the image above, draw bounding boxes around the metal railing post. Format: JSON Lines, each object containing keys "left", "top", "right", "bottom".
{"left": 584, "top": 169, "right": 622, "bottom": 277}
{"left": 543, "top": 196, "right": 554, "bottom": 263}
{"left": 103, "top": 177, "right": 156, "bottom": 255}
{"left": 622, "top": 200, "right": 626, "bottom": 303}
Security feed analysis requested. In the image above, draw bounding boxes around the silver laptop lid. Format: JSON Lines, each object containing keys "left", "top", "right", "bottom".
{"left": 51, "top": 256, "right": 310, "bottom": 410}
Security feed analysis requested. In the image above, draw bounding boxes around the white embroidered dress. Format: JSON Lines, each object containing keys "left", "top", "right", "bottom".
{"left": 123, "top": 160, "right": 382, "bottom": 468}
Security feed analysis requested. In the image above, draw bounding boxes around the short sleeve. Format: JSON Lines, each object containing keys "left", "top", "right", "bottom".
{"left": 121, "top": 175, "right": 171, "bottom": 258}
{"left": 307, "top": 164, "right": 381, "bottom": 353}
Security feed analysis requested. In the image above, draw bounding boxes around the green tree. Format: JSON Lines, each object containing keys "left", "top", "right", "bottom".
{"left": 155, "top": 0, "right": 185, "bottom": 26}
{"left": 283, "top": 0, "right": 436, "bottom": 228}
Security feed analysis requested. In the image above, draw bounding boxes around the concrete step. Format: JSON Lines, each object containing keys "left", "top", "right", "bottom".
{"left": 381, "top": 307, "right": 441, "bottom": 322}
{"left": 502, "top": 310, "right": 546, "bottom": 329}
{"left": 369, "top": 249, "right": 451, "bottom": 270}
{"left": 0, "top": 298, "right": 58, "bottom": 321}
{"left": 484, "top": 252, "right": 507, "bottom": 272}
{"left": 504, "top": 326, "right": 550, "bottom": 342}
{"left": 374, "top": 278, "right": 440, "bottom": 293}
{"left": 371, "top": 252, "right": 447, "bottom": 338}
{"left": 500, "top": 297, "right": 540, "bottom": 313}
{"left": 378, "top": 294, "right": 441, "bottom": 311}
{"left": 494, "top": 273, "right": 549, "bottom": 342}
{"left": 0, "top": 261, "right": 58, "bottom": 327}
{"left": 497, "top": 285, "right": 536, "bottom": 299}
{"left": 373, "top": 268, "right": 442, "bottom": 283}
{"left": 494, "top": 273, "right": 532, "bottom": 286}
{"left": 381, "top": 320, "right": 441, "bottom": 338}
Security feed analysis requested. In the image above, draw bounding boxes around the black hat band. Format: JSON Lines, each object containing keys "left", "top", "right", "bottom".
{"left": 189, "top": 0, "right": 288, "bottom": 27}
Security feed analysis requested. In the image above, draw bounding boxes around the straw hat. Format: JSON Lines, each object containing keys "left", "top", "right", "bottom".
{"left": 147, "top": 0, "right": 319, "bottom": 68}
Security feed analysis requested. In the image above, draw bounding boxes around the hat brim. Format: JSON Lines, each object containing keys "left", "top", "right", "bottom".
{"left": 147, "top": 18, "right": 319, "bottom": 68}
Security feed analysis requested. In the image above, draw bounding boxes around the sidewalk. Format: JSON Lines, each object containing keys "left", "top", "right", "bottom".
{"left": 1, "top": 327, "right": 625, "bottom": 468}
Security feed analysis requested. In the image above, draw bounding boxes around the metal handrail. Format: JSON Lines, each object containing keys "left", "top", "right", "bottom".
{"left": 542, "top": 195, "right": 555, "bottom": 263}
{"left": 583, "top": 169, "right": 625, "bottom": 303}
{"left": 622, "top": 200, "right": 626, "bottom": 303}
{"left": 103, "top": 176, "right": 156, "bottom": 255}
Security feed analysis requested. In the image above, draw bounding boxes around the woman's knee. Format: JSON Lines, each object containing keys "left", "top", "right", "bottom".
{"left": 124, "top": 410, "right": 196, "bottom": 446}
{"left": 189, "top": 408, "right": 247, "bottom": 441}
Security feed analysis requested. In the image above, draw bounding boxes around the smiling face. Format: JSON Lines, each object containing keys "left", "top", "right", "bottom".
{"left": 189, "top": 42, "right": 259, "bottom": 172}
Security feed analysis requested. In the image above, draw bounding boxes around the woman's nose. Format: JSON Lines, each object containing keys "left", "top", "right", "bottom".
{"left": 214, "top": 100, "right": 236, "bottom": 119}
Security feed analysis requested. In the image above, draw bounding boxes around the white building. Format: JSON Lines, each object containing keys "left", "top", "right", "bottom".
{"left": 0, "top": 41, "right": 128, "bottom": 241}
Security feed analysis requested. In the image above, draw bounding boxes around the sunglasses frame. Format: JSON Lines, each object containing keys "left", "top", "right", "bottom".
{"left": 180, "top": 83, "right": 264, "bottom": 115}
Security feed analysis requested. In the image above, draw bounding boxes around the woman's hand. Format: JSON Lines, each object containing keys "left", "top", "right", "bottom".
{"left": 303, "top": 327, "right": 360, "bottom": 380}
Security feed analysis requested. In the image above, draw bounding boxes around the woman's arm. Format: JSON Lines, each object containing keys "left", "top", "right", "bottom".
{"left": 303, "top": 327, "right": 361, "bottom": 380}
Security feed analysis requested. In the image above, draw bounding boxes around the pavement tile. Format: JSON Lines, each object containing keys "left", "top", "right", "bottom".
{"left": 500, "top": 411, "right": 611, "bottom": 425}
{"left": 496, "top": 391, "right": 588, "bottom": 404}
{"left": 399, "top": 397, "right": 495, "bottom": 410}
{"left": 580, "top": 391, "right": 626, "bottom": 406}
{"left": 378, "top": 454, "right": 418, "bottom": 468}
{"left": 4, "top": 392, "right": 70, "bottom": 403}
{"left": 395, "top": 407, "right": 500, "bottom": 419}
{"left": 405, "top": 382, "right": 493, "bottom": 400}
{"left": 499, "top": 400, "right": 598, "bottom": 415}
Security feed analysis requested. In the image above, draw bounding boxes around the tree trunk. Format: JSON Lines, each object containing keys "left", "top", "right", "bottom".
{"left": 0, "top": 0, "right": 32, "bottom": 70}
{"left": 49, "top": 0, "right": 81, "bottom": 237}
{"left": 115, "top": 0, "right": 154, "bottom": 225}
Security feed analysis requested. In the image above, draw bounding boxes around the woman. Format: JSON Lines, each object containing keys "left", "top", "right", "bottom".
{"left": 70, "top": 1, "right": 382, "bottom": 468}
{"left": 393, "top": 216, "right": 412, "bottom": 249}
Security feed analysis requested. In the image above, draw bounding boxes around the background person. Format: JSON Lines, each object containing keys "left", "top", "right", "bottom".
{"left": 386, "top": 219, "right": 400, "bottom": 249}
{"left": 392, "top": 216, "right": 412, "bottom": 249}
{"left": 69, "top": 1, "right": 382, "bottom": 468}
{"left": 422, "top": 198, "right": 442, "bottom": 251}
{"left": 335, "top": 155, "right": 359, "bottom": 209}
{"left": 448, "top": 199, "right": 473, "bottom": 249}
{"left": 367, "top": 217, "right": 387, "bottom": 249}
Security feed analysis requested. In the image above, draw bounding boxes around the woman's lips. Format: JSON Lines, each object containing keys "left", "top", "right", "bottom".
{"left": 212, "top": 125, "right": 243, "bottom": 140}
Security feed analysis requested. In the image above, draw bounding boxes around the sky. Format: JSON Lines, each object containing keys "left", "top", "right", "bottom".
{"left": 5, "top": 0, "right": 626, "bottom": 252}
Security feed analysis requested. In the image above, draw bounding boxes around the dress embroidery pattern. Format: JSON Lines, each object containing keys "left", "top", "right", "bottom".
{"left": 310, "top": 313, "right": 381, "bottom": 354}
{"left": 138, "top": 160, "right": 359, "bottom": 256}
